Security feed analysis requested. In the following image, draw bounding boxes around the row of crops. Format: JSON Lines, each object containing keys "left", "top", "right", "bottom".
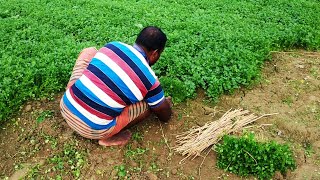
{"left": 0, "top": 0, "right": 319, "bottom": 123}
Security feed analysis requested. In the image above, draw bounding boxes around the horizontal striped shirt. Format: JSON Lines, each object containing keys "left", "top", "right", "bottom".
{"left": 62, "top": 42, "right": 165, "bottom": 130}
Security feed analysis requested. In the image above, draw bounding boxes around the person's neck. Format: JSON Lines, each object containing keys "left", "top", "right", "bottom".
{"left": 133, "top": 43, "right": 150, "bottom": 64}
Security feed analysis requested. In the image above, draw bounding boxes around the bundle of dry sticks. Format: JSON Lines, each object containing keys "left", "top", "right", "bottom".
{"left": 174, "top": 108, "right": 276, "bottom": 161}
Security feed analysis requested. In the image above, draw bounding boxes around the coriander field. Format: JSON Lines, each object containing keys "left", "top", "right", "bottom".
{"left": 0, "top": 0, "right": 319, "bottom": 123}
{"left": 1, "top": 1, "right": 320, "bottom": 179}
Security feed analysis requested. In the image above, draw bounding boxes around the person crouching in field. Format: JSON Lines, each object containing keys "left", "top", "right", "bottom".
{"left": 60, "top": 26, "right": 173, "bottom": 146}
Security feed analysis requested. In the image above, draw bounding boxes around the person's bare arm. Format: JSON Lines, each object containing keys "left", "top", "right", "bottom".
{"left": 151, "top": 97, "right": 173, "bottom": 122}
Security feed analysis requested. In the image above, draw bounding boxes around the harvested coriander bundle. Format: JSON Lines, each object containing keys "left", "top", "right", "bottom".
{"left": 174, "top": 109, "right": 276, "bottom": 161}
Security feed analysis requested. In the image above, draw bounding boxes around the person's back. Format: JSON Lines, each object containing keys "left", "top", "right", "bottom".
{"left": 62, "top": 41, "right": 164, "bottom": 130}
{"left": 60, "top": 26, "right": 172, "bottom": 146}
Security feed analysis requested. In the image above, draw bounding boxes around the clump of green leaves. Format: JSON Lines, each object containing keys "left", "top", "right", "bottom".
{"left": 114, "top": 164, "right": 127, "bottom": 177}
{"left": 36, "top": 110, "right": 53, "bottom": 123}
{"left": 159, "top": 77, "right": 195, "bottom": 103}
{"left": 215, "top": 133, "right": 296, "bottom": 179}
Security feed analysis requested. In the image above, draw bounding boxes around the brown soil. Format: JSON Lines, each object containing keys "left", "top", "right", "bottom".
{"left": 0, "top": 51, "right": 319, "bottom": 180}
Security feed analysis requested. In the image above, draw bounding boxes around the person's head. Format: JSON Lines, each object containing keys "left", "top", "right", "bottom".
{"left": 135, "top": 26, "right": 167, "bottom": 66}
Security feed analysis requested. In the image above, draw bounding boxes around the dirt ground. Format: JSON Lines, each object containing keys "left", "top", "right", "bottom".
{"left": 0, "top": 51, "right": 319, "bottom": 180}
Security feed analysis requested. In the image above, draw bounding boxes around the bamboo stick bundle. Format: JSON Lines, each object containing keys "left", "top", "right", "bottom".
{"left": 174, "top": 108, "right": 276, "bottom": 161}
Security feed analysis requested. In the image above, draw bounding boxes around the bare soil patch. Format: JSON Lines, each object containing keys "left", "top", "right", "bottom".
{"left": 1, "top": 51, "right": 319, "bottom": 179}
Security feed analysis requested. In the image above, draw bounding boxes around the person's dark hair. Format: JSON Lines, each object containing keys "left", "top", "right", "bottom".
{"left": 135, "top": 26, "right": 167, "bottom": 51}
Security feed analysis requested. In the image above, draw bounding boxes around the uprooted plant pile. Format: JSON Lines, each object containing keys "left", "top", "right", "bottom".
{"left": 174, "top": 109, "right": 276, "bottom": 160}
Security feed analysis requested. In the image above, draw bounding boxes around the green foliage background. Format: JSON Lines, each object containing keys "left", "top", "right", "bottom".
{"left": 1, "top": 0, "right": 320, "bottom": 123}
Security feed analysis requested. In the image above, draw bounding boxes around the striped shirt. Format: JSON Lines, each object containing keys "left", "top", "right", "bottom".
{"left": 62, "top": 42, "right": 165, "bottom": 130}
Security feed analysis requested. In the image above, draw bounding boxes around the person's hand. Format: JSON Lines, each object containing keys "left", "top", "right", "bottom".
{"left": 166, "top": 96, "right": 173, "bottom": 108}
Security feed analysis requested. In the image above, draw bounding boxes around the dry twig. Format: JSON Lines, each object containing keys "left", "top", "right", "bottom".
{"left": 198, "top": 148, "right": 211, "bottom": 179}
{"left": 159, "top": 121, "right": 173, "bottom": 161}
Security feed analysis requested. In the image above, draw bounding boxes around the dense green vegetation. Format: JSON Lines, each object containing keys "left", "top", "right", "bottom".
{"left": 1, "top": 0, "right": 320, "bottom": 123}
{"left": 215, "top": 133, "right": 296, "bottom": 179}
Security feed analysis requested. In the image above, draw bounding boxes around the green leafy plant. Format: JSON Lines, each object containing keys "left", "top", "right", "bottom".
{"left": 26, "top": 164, "right": 41, "bottom": 179}
{"left": 215, "top": 133, "right": 296, "bottom": 179}
{"left": 36, "top": 110, "right": 53, "bottom": 123}
{"left": 132, "top": 131, "right": 144, "bottom": 142}
{"left": 159, "top": 77, "right": 195, "bottom": 103}
{"left": 114, "top": 164, "right": 127, "bottom": 177}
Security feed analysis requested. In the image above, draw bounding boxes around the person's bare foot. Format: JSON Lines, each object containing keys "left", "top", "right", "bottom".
{"left": 98, "top": 130, "right": 132, "bottom": 146}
